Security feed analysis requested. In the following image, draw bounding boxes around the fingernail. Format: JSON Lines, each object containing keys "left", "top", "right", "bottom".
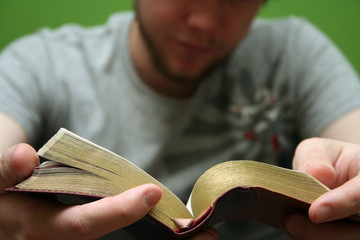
{"left": 285, "top": 215, "right": 303, "bottom": 237}
{"left": 143, "top": 188, "right": 161, "bottom": 208}
{"left": 315, "top": 205, "right": 333, "bottom": 222}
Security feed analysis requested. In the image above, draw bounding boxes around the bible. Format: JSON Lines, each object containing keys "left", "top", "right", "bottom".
{"left": 6, "top": 128, "right": 360, "bottom": 239}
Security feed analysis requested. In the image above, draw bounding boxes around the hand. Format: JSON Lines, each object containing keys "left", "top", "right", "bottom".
{"left": 0, "top": 144, "right": 217, "bottom": 240}
{"left": 187, "top": 228, "right": 218, "bottom": 240}
{"left": 0, "top": 144, "right": 162, "bottom": 239}
{"left": 284, "top": 138, "right": 360, "bottom": 239}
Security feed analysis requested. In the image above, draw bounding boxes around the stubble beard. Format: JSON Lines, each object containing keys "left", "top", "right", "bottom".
{"left": 136, "top": 16, "right": 230, "bottom": 86}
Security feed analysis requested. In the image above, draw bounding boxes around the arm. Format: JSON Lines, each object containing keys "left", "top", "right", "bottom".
{"left": 0, "top": 111, "right": 27, "bottom": 152}
{"left": 284, "top": 107, "right": 360, "bottom": 239}
{"left": 319, "top": 107, "right": 360, "bottom": 143}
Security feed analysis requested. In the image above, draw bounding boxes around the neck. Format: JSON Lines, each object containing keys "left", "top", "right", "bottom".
{"left": 129, "top": 20, "right": 199, "bottom": 99}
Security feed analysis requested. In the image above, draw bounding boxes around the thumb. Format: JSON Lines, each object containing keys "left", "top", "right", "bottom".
{"left": 50, "top": 184, "right": 163, "bottom": 239}
{"left": 0, "top": 143, "right": 39, "bottom": 193}
{"left": 293, "top": 138, "right": 336, "bottom": 188}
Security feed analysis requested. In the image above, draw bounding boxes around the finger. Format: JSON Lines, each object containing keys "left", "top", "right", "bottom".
{"left": 309, "top": 175, "right": 360, "bottom": 223}
{"left": 284, "top": 214, "right": 360, "bottom": 240}
{"left": 0, "top": 144, "right": 39, "bottom": 193}
{"left": 48, "top": 184, "right": 162, "bottom": 239}
{"left": 293, "top": 138, "right": 337, "bottom": 187}
{"left": 0, "top": 193, "right": 41, "bottom": 237}
{"left": 0, "top": 185, "right": 161, "bottom": 239}
{"left": 188, "top": 228, "right": 218, "bottom": 240}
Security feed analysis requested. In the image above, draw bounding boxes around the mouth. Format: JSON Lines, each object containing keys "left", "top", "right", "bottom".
{"left": 174, "top": 40, "right": 215, "bottom": 61}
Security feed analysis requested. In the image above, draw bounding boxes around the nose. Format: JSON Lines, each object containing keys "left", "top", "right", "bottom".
{"left": 185, "top": 0, "right": 223, "bottom": 34}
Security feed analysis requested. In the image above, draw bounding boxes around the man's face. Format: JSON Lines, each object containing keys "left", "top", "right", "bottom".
{"left": 135, "top": 0, "right": 263, "bottom": 84}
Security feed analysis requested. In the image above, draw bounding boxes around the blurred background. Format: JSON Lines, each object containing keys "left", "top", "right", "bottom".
{"left": 1, "top": 0, "right": 359, "bottom": 75}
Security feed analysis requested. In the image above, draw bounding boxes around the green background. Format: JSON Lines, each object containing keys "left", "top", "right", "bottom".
{"left": 1, "top": 0, "right": 359, "bottom": 75}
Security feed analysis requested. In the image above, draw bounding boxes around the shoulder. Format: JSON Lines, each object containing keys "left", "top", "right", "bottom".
{"left": 1, "top": 11, "right": 134, "bottom": 59}
{"left": 41, "top": 11, "right": 134, "bottom": 43}
{"left": 239, "top": 16, "right": 321, "bottom": 55}
{"left": 249, "top": 16, "right": 316, "bottom": 39}
{"left": 245, "top": 16, "right": 334, "bottom": 54}
{"left": 229, "top": 16, "right": 335, "bottom": 73}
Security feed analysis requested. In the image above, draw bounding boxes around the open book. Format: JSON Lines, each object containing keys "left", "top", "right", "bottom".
{"left": 6, "top": 128, "right": 360, "bottom": 239}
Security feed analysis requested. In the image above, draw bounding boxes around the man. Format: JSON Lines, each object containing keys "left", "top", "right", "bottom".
{"left": 1, "top": 0, "right": 360, "bottom": 239}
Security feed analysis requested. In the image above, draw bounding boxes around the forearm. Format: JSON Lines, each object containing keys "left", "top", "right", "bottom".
{"left": 318, "top": 107, "right": 360, "bottom": 144}
{"left": 0, "top": 111, "right": 27, "bottom": 153}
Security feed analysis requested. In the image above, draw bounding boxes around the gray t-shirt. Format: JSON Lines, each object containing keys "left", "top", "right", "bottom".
{"left": 1, "top": 12, "right": 360, "bottom": 239}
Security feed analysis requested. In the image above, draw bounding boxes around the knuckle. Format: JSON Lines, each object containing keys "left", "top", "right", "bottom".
{"left": 115, "top": 202, "right": 136, "bottom": 224}
{"left": 69, "top": 207, "right": 93, "bottom": 239}
{"left": 21, "top": 227, "right": 43, "bottom": 240}
{"left": 0, "top": 153, "right": 15, "bottom": 186}
{"left": 302, "top": 220, "right": 359, "bottom": 240}
{"left": 10, "top": 217, "right": 44, "bottom": 240}
{"left": 296, "top": 138, "right": 322, "bottom": 154}
{"left": 297, "top": 137, "right": 320, "bottom": 146}
{"left": 295, "top": 138, "right": 330, "bottom": 164}
{"left": 318, "top": 229, "right": 345, "bottom": 240}
{"left": 17, "top": 206, "right": 47, "bottom": 240}
{"left": 346, "top": 191, "right": 360, "bottom": 213}
{"left": 107, "top": 195, "right": 145, "bottom": 226}
{"left": 302, "top": 224, "right": 331, "bottom": 240}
